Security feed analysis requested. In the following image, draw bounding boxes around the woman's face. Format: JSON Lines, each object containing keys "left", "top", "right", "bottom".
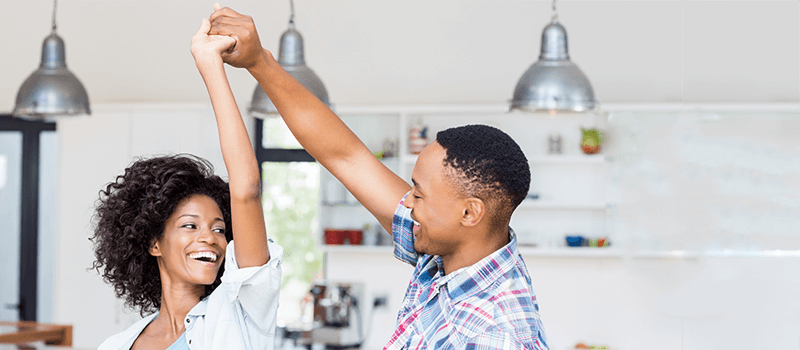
{"left": 150, "top": 194, "right": 228, "bottom": 288}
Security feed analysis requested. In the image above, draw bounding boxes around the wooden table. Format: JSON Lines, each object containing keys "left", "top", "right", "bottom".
{"left": 0, "top": 321, "right": 72, "bottom": 347}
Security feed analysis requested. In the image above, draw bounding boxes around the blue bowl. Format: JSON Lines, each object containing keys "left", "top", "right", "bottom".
{"left": 565, "top": 235, "right": 584, "bottom": 247}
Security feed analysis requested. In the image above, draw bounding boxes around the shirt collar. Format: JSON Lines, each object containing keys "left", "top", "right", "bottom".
{"left": 187, "top": 297, "right": 209, "bottom": 317}
{"left": 441, "top": 228, "right": 520, "bottom": 301}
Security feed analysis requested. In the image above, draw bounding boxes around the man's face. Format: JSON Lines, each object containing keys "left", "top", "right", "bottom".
{"left": 405, "top": 142, "right": 468, "bottom": 256}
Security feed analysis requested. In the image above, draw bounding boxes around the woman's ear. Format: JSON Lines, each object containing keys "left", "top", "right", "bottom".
{"left": 149, "top": 238, "right": 162, "bottom": 257}
{"left": 461, "top": 197, "right": 486, "bottom": 227}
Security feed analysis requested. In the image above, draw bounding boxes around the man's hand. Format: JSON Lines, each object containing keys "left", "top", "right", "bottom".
{"left": 209, "top": 3, "right": 269, "bottom": 70}
{"left": 190, "top": 17, "right": 236, "bottom": 68}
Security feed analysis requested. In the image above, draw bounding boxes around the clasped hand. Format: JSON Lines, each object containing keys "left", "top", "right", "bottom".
{"left": 190, "top": 16, "right": 236, "bottom": 66}
{"left": 192, "top": 3, "right": 267, "bottom": 70}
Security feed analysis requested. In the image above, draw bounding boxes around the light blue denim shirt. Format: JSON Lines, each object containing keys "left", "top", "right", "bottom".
{"left": 98, "top": 240, "right": 283, "bottom": 350}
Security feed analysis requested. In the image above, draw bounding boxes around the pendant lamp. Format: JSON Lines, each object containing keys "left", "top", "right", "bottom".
{"left": 14, "top": 0, "right": 90, "bottom": 120}
{"left": 249, "top": 0, "right": 330, "bottom": 118}
{"left": 510, "top": 0, "right": 595, "bottom": 113}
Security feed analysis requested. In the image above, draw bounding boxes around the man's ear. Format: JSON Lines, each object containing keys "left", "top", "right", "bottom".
{"left": 149, "top": 238, "right": 162, "bottom": 257}
{"left": 461, "top": 197, "right": 486, "bottom": 227}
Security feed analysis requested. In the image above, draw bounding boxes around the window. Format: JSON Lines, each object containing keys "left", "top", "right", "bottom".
{"left": 255, "top": 117, "right": 322, "bottom": 325}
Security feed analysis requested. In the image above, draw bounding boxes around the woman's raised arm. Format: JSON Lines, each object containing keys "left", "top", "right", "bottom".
{"left": 191, "top": 14, "right": 269, "bottom": 268}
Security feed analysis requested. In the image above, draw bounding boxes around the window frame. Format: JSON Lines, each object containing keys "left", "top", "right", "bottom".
{"left": 0, "top": 114, "right": 56, "bottom": 321}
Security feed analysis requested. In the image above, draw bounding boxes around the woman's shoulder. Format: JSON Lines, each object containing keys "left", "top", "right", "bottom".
{"left": 98, "top": 313, "right": 158, "bottom": 350}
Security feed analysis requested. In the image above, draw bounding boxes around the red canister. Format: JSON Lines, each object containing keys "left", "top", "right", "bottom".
{"left": 347, "top": 230, "right": 363, "bottom": 245}
{"left": 324, "top": 229, "right": 346, "bottom": 245}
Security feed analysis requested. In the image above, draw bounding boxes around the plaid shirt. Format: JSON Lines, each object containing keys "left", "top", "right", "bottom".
{"left": 385, "top": 193, "right": 549, "bottom": 350}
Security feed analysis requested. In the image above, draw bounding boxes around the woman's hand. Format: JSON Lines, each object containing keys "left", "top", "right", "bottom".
{"left": 191, "top": 17, "right": 237, "bottom": 69}
{"left": 208, "top": 4, "right": 269, "bottom": 71}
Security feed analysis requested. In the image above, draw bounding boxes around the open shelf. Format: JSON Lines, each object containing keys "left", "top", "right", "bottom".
{"left": 518, "top": 201, "right": 607, "bottom": 210}
{"left": 404, "top": 154, "right": 606, "bottom": 165}
{"left": 529, "top": 155, "right": 606, "bottom": 164}
{"left": 320, "top": 245, "right": 623, "bottom": 258}
{"left": 319, "top": 245, "right": 393, "bottom": 254}
{"left": 319, "top": 245, "right": 800, "bottom": 259}
{"left": 518, "top": 247, "right": 623, "bottom": 258}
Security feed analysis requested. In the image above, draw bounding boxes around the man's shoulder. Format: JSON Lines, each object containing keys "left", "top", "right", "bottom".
{"left": 452, "top": 265, "right": 540, "bottom": 323}
{"left": 450, "top": 276, "right": 545, "bottom": 347}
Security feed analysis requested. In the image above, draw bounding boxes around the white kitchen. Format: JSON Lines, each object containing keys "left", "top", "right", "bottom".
{"left": 0, "top": 1, "right": 798, "bottom": 349}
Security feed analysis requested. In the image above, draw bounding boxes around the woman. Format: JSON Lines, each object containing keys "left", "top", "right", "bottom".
{"left": 92, "top": 9, "right": 281, "bottom": 349}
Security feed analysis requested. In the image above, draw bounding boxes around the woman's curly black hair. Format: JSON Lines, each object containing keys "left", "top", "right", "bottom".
{"left": 90, "top": 154, "right": 233, "bottom": 316}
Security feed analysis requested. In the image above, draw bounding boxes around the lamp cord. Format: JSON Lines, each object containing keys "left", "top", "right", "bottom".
{"left": 289, "top": 0, "right": 295, "bottom": 26}
{"left": 51, "top": 0, "right": 57, "bottom": 32}
{"left": 551, "top": 0, "right": 558, "bottom": 22}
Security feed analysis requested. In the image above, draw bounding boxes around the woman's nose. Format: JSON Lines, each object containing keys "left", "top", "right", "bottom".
{"left": 197, "top": 228, "right": 216, "bottom": 244}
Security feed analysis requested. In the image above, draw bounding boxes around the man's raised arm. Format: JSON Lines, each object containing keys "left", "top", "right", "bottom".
{"left": 208, "top": 5, "right": 410, "bottom": 233}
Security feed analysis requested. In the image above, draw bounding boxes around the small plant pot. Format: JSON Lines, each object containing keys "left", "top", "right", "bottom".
{"left": 581, "top": 128, "right": 605, "bottom": 155}
{"left": 581, "top": 144, "right": 602, "bottom": 154}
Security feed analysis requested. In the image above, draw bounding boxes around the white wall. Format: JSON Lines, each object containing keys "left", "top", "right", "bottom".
{"left": 1, "top": 0, "right": 798, "bottom": 112}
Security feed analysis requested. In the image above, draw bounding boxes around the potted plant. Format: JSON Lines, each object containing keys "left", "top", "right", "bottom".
{"left": 581, "top": 128, "right": 605, "bottom": 154}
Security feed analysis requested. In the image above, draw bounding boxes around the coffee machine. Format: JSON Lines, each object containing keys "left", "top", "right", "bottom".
{"left": 309, "top": 281, "right": 363, "bottom": 349}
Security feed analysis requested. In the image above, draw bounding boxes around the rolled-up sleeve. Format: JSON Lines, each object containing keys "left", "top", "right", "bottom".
{"left": 221, "top": 239, "right": 283, "bottom": 334}
{"left": 393, "top": 192, "right": 419, "bottom": 266}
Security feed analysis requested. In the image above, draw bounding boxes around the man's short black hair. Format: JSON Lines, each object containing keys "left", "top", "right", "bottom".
{"left": 436, "top": 124, "right": 530, "bottom": 229}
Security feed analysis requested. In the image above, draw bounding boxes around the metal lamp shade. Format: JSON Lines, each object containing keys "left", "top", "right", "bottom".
{"left": 249, "top": 25, "right": 329, "bottom": 118}
{"left": 14, "top": 33, "right": 90, "bottom": 120}
{"left": 511, "top": 20, "right": 595, "bottom": 113}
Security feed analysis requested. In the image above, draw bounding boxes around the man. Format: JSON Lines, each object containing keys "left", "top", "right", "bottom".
{"left": 208, "top": 6, "right": 548, "bottom": 349}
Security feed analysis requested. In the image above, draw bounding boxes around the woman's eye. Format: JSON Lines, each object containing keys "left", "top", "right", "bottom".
{"left": 213, "top": 228, "right": 226, "bottom": 234}
{"left": 182, "top": 223, "right": 197, "bottom": 229}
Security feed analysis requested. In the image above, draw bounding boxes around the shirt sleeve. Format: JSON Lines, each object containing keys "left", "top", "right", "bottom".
{"left": 220, "top": 238, "right": 283, "bottom": 334}
{"left": 392, "top": 191, "right": 419, "bottom": 266}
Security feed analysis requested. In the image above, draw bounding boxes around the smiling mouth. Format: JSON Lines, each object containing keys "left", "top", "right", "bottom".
{"left": 188, "top": 251, "right": 218, "bottom": 263}
{"left": 412, "top": 220, "right": 421, "bottom": 235}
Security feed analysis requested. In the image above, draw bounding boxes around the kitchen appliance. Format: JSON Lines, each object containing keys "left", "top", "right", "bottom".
{"left": 309, "top": 282, "right": 363, "bottom": 348}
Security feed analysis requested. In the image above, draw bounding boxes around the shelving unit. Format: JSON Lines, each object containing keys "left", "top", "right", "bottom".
{"left": 318, "top": 104, "right": 613, "bottom": 252}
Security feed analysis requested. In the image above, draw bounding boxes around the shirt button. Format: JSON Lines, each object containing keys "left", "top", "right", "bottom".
{"left": 186, "top": 318, "right": 191, "bottom": 323}
{"left": 188, "top": 339, "right": 192, "bottom": 345}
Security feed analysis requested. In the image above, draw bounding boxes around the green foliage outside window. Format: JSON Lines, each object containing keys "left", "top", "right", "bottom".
{"left": 261, "top": 162, "right": 323, "bottom": 288}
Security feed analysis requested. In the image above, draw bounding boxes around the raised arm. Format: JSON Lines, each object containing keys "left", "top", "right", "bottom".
{"left": 208, "top": 7, "right": 410, "bottom": 234}
{"left": 191, "top": 16, "right": 269, "bottom": 267}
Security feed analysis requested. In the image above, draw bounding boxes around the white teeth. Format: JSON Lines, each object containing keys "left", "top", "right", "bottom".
{"left": 189, "top": 251, "right": 218, "bottom": 262}
{"left": 413, "top": 220, "right": 420, "bottom": 227}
